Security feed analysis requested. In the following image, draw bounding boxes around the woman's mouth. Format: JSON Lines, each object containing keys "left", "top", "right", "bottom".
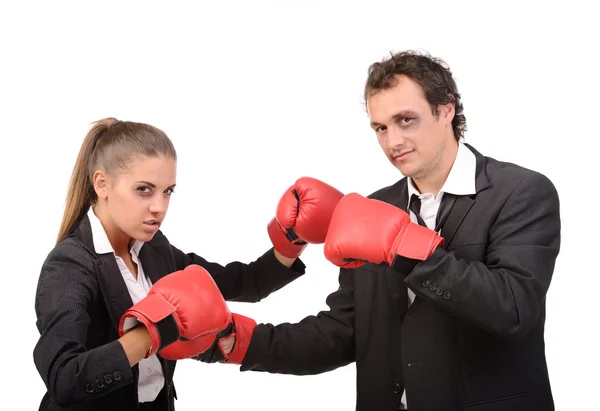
{"left": 143, "top": 220, "right": 161, "bottom": 232}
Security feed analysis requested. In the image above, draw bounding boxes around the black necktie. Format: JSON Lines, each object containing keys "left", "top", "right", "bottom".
{"left": 409, "top": 194, "right": 428, "bottom": 227}
{"left": 409, "top": 193, "right": 456, "bottom": 233}
{"left": 392, "top": 194, "right": 429, "bottom": 274}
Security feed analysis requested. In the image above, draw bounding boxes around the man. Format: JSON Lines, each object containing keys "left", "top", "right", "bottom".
{"left": 197, "top": 50, "right": 561, "bottom": 411}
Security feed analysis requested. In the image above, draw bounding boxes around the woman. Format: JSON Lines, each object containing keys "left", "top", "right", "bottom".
{"left": 33, "top": 118, "right": 344, "bottom": 411}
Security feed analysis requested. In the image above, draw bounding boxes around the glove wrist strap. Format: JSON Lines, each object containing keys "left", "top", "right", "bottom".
{"left": 267, "top": 217, "right": 307, "bottom": 259}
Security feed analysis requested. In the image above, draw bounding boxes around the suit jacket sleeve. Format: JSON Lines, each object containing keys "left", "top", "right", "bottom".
{"left": 170, "top": 245, "right": 306, "bottom": 303}
{"left": 33, "top": 242, "right": 134, "bottom": 407}
{"left": 239, "top": 268, "right": 355, "bottom": 375}
{"left": 403, "top": 171, "right": 560, "bottom": 342}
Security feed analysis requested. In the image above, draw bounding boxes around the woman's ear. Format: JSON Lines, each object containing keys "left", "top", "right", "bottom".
{"left": 93, "top": 170, "right": 110, "bottom": 199}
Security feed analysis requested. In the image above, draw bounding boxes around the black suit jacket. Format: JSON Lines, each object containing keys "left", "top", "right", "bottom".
{"left": 240, "top": 144, "right": 561, "bottom": 411}
{"left": 33, "top": 211, "right": 306, "bottom": 411}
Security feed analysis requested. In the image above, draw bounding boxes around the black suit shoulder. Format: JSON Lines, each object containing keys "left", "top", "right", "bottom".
{"left": 366, "top": 178, "right": 407, "bottom": 201}
{"left": 35, "top": 235, "right": 99, "bottom": 315}
{"left": 481, "top": 151, "right": 557, "bottom": 197}
{"left": 45, "top": 232, "right": 97, "bottom": 266}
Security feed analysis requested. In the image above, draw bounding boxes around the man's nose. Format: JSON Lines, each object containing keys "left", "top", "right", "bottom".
{"left": 386, "top": 126, "right": 406, "bottom": 149}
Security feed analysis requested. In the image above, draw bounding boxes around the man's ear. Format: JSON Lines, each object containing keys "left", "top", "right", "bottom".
{"left": 93, "top": 170, "right": 111, "bottom": 199}
{"left": 439, "top": 96, "right": 455, "bottom": 124}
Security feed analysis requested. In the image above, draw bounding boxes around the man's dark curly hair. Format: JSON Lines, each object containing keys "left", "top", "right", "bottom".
{"left": 364, "top": 50, "right": 467, "bottom": 141}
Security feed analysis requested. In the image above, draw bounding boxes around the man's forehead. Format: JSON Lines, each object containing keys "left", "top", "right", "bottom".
{"left": 367, "top": 86, "right": 427, "bottom": 122}
{"left": 368, "top": 97, "right": 419, "bottom": 124}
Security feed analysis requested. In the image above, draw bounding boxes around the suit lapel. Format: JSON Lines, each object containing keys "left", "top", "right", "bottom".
{"left": 138, "top": 244, "right": 170, "bottom": 285}
{"left": 74, "top": 213, "right": 135, "bottom": 326}
{"left": 93, "top": 243, "right": 170, "bottom": 327}
{"left": 440, "top": 144, "right": 491, "bottom": 249}
{"left": 439, "top": 194, "right": 474, "bottom": 248}
{"left": 95, "top": 254, "right": 135, "bottom": 326}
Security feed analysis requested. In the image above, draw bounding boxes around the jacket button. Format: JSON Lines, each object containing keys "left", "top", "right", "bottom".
{"left": 95, "top": 379, "right": 105, "bottom": 389}
{"left": 422, "top": 280, "right": 430, "bottom": 287}
{"left": 85, "top": 384, "right": 94, "bottom": 394}
{"left": 443, "top": 291, "right": 452, "bottom": 299}
{"left": 113, "top": 371, "right": 123, "bottom": 381}
{"left": 393, "top": 382, "right": 402, "bottom": 394}
{"left": 436, "top": 288, "right": 443, "bottom": 296}
{"left": 428, "top": 283, "right": 437, "bottom": 291}
{"left": 104, "top": 374, "right": 113, "bottom": 384}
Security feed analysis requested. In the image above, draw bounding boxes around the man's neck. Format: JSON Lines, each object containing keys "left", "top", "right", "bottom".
{"left": 412, "top": 139, "right": 459, "bottom": 196}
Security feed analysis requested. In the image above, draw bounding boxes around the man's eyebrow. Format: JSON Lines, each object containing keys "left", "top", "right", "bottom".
{"left": 392, "top": 109, "right": 417, "bottom": 119}
{"left": 370, "top": 110, "right": 418, "bottom": 128}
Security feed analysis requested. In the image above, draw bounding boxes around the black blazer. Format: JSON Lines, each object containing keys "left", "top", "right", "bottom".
{"left": 240, "top": 144, "right": 561, "bottom": 411}
{"left": 33, "top": 211, "right": 306, "bottom": 411}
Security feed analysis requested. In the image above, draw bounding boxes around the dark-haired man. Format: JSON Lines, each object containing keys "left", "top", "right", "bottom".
{"left": 198, "top": 50, "right": 561, "bottom": 411}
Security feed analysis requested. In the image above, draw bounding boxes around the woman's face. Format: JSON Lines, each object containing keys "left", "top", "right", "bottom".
{"left": 96, "top": 155, "right": 177, "bottom": 243}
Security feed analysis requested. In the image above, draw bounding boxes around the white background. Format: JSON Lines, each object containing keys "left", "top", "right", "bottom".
{"left": 1, "top": 1, "right": 598, "bottom": 410}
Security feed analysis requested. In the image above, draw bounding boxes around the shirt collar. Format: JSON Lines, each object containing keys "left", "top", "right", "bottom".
{"left": 87, "top": 206, "right": 144, "bottom": 256}
{"left": 407, "top": 141, "right": 477, "bottom": 198}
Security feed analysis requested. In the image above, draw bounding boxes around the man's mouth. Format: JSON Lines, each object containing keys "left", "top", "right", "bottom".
{"left": 393, "top": 150, "right": 414, "bottom": 161}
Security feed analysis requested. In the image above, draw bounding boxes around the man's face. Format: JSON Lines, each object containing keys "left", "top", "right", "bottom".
{"left": 367, "top": 75, "right": 454, "bottom": 181}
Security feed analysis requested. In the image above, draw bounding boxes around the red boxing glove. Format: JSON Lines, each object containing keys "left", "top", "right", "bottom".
{"left": 222, "top": 313, "right": 257, "bottom": 364}
{"left": 118, "top": 265, "right": 231, "bottom": 358}
{"left": 268, "top": 177, "right": 344, "bottom": 258}
{"left": 192, "top": 313, "right": 257, "bottom": 365}
{"left": 159, "top": 309, "right": 255, "bottom": 362}
{"left": 324, "top": 193, "right": 444, "bottom": 269}
{"left": 158, "top": 320, "right": 232, "bottom": 361}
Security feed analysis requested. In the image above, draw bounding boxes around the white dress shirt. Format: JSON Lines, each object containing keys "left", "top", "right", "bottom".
{"left": 399, "top": 141, "right": 477, "bottom": 410}
{"left": 87, "top": 207, "right": 165, "bottom": 403}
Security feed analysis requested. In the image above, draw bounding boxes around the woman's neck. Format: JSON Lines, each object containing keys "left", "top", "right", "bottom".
{"left": 92, "top": 203, "right": 131, "bottom": 257}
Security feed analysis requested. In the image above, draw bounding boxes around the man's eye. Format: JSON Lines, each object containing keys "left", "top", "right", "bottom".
{"left": 376, "top": 125, "right": 387, "bottom": 132}
{"left": 401, "top": 117, "right": 413, "bottom": 124}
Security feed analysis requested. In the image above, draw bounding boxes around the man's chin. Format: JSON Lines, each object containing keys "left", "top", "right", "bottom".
{"left": 395, "top": 163, "right": 415, "bottom": 178}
